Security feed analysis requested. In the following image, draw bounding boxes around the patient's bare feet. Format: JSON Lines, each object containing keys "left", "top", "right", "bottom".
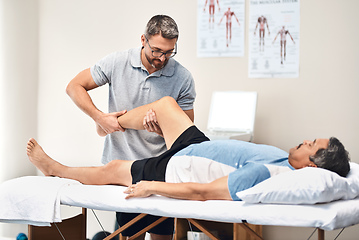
{"left": 26, "top": 138, "right": 61, "bottom": 176}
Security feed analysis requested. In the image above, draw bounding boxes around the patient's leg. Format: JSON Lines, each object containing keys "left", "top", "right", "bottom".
{"left": 26, "top": 138, "right": 133, "bottom": 186}
{"left": 118, "top": 96, "right": 194, "bottom": 149}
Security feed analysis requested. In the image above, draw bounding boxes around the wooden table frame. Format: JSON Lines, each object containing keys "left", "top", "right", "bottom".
{"left": 28, "top": 208, "right": 325, "bottom": 240}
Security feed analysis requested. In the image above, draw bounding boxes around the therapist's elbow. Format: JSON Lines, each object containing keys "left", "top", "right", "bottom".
{"left": 65, "top": 82, "right": 74, "bottom": 96}
{"left": 66, "top": 68, "right": 94, "bottom": 96}
{"left": 66, "top": 80, "right": 85, "bottom": 98}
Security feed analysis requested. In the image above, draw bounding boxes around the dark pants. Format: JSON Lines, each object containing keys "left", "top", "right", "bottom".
{"left": 117, "top": 126, "right": 209, "bottom": 236}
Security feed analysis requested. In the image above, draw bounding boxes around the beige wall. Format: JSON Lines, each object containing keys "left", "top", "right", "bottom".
{"left": 1, "top": 0, "right": 359, "bottom": 239}
{"left": 36, "top": 0, "right": 359, "bottom": 239}
{"left": 37, "top": 0, "right": 359, "bottom": 165}
{"left": 0, "top": 0, "right": 38, "bottom": 237}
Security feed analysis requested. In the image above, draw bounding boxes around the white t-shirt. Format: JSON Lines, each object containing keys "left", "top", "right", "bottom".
{"left": 166, "top": 140, "right": 293, "bottom": 200}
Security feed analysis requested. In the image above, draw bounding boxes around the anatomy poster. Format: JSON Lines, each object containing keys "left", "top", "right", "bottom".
{"left": 249, "top": 0, "right": 300, "bottom": 78}
{"left": 198, "top": 0, "right": 245, "bottom": 57}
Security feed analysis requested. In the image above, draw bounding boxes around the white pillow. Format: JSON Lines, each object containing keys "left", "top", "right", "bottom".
{"left": 236, "top": 162, "right": 359, "bottom": 204}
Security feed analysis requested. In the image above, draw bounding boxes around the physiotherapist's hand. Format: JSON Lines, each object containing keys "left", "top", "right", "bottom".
{"left": 124, "top": 181, "right": 153, "bottom": 199}
{"left": 96, "top": 110, "right": 127, "bottom": 136}
{"left": 143, "top": 109, "right": 163, "bottom": 137}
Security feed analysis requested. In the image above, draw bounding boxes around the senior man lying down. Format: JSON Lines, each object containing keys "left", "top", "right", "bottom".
{"left": 27, "top": 96, "right": 350, "bottom": 201}
{"left": 26, "top": 96, "right": 350, "bottom": 238}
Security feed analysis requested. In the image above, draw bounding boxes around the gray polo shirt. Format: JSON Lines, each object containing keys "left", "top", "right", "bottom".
{"left": 91, "top": 47, "right": 196, "bottom": 164}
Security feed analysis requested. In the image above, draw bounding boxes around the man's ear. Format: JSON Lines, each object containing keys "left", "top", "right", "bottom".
{"left": 141, "top": 34, "right": 146, "bottom": 46}
{"left": 308, "top": 162, "right": 318, "bottom": 168}
{"left": 307, "top": 156, "right": 318, "bottom": 168}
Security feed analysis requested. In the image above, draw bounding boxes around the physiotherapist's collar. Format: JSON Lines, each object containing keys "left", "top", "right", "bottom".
{"left": 130, "top": 46, "right": 175, "bottom": 77}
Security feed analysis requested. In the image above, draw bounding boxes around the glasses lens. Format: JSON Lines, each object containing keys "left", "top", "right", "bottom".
{"left": 152, "top": 51, "right": 163, "bottom": 58}
{"left": 151, "top": 51, "right": 176, "bottom": 58}
{"left": 165, "top": 51, "right": 176, "bottom": 58}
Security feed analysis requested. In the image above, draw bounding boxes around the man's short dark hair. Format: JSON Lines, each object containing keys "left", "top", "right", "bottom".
{"left": 144, "top": 15, "right": 179, "bottom": 40}
{"left": 310, "top": 137, "right": 350, "bottom": 177}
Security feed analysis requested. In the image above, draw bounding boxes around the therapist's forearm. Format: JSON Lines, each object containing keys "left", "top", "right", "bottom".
{"left": 67, "top": 84, "right": 103, "bottom": 121}
{"left": 70, "top": 88, "right": 102, "bottom": 120}
{"left": 66, "top": 71, "right": 102, "bottom": 121}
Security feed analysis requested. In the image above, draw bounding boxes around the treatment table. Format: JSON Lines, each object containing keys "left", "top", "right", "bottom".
{"left": 1, "top": 162, "right": 359, "bottom": 240}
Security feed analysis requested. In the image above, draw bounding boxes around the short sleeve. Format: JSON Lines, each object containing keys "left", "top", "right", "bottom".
{"left": 176, "top": 72, "right": 196, "bottom": 111}
{"left": 228, "top": 162, "right": 270, "bottom": 201}
{"left": 90, "top": 52, "right": 118, "bottom": 86}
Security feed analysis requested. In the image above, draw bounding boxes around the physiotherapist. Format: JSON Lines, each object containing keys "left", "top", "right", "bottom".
{"left": 66, "top": 15, "right": 196, "bottom": 240}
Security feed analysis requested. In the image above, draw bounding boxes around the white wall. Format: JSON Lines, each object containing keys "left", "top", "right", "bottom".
{"left": 37, "top": 1, "right": 359, "bottom": 239}
{"left": 0, "top": 0, "right": 38, "bottom": 237}
{"left": 0, "top": 0, "right": 38, "bottom": 182}
{"left": 36, "top": 0, "right": 359, "bottom": 168}
{"left": 1, "top": 0, "right": 358, "bottom": 239}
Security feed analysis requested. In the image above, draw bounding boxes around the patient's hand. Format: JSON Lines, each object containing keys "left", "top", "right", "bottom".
{"left": 143, "top": 109, "right": 163, "bottom": 137}
{"left": 124, "top": 181, "right": 153, "bottom": 199}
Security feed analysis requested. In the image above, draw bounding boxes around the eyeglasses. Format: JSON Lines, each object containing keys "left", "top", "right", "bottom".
{"left": 145, "top": 36, "right": 177, "bottom": 59}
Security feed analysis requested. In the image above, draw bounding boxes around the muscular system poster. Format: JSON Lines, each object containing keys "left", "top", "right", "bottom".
{"left": 249, "top": 0, "right": 300, "bottom": 78}
{"left": 197, "top": 0, "right": 245, "bottom": 57}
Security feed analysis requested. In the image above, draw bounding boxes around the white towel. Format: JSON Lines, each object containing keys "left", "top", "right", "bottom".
{"left": 0, "top": 176, "right": 80, "bottom": 226}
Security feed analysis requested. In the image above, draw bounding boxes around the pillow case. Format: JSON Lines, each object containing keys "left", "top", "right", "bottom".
{"left": 236, "top": 162, "right": 359, "bottom": 204}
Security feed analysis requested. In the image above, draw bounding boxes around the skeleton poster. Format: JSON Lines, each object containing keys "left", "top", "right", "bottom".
{"left": 197, "top": 0, "right": 245, "bottom": 57}
{"left": 249, "top": 0, "right": 300, "bottom": 78}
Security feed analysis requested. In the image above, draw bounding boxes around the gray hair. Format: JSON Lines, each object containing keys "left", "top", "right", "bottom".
{"left": 310, "top": 137, "right": 350, "bottom": 177}
{"left": 144, "top": 15, "right": 179, "bottom": 40}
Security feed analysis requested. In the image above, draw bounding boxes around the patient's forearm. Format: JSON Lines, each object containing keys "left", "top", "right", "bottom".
{"left": 151, "top": 182, "right": 210, "bottom": 201}
{"left": 125, "top": 179, "right": 232, "bottom": 201}
{"left": 125, "top": 181, "right": 209, "bottom": 201}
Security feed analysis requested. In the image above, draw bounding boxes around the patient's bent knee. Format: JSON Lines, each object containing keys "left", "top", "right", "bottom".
{"left": 158, "top": 96, "right": 177, "bottom": 109}
{"left": 160, "top": 96, "right": 176, "bottom": 104}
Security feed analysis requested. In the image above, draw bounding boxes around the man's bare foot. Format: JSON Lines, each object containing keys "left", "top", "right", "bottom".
{"left": 26, "top": 138, "right": 61, "bottom": 176}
